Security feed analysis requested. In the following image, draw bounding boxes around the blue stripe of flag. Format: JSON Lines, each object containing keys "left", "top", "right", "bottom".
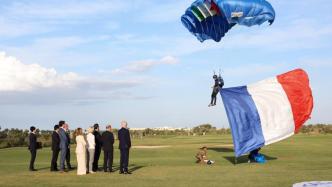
{"left": 220, "top": 86, "right": 265, "bottom": 157}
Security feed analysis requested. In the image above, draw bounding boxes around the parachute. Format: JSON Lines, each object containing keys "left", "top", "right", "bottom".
{"left": 220, "top": 69, "right": 313, "bottom": 157}
{"left": 181, "top": 0, "right": 275, "bottom": 42}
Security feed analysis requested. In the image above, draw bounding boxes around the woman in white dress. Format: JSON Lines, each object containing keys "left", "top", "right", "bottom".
{"left": 86, "top": 127, "right": 95, "bottom": 173}
{"left": 74, "top": 128, "right": 87, "bottom": 175}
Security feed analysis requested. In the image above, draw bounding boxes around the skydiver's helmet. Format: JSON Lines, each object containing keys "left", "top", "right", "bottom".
{"left": 213, "top": 75, "right": 218, "bottom": 79}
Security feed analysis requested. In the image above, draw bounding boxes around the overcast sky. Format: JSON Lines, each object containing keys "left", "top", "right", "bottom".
{"left": 0, "top": 0, "right": 331, "bottom": 130}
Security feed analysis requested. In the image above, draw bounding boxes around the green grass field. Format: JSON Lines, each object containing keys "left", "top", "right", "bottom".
{"left": 0, "top": 134, "right": 331, "bottom": 187}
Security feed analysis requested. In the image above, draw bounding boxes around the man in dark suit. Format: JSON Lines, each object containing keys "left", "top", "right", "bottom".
{"left": 64, "top": 123, "right": 72, "bottom": 170}
{"left": 101, "top": 125, "right": 114, "bottom": 173}
{"left": 51, "top": 125, "right": 60, "bottom": 171}
{"left": 92, "top": 123, "right": 102, "bottom": 172}
{"left": 58, "top": 121, "right": 68, "bottom": 172}
{"left": 28, "top": 126, "right": 38, "bottom": 171}
{"left": 118, "top": 121, "right": 131, "bottom": 174}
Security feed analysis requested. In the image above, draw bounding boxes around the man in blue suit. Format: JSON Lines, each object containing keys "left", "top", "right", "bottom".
{"left": 58, "top": 120, "right": 68, "bottom": 172}
{"left": 118, "top": 121, "right": 131, "bottom": 174}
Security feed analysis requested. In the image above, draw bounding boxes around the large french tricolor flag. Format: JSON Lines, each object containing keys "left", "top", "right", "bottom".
{"left": 221, "top": 69, "right": 313, "bottom": 157}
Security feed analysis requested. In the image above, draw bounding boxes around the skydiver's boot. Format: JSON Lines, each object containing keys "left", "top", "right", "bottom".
{"left": 213, "top": 97, "right": 217, "bottom": 106}
{"left": 209, "top": 96, "right": 214, "bottom": 107}
{"left": 210, "top": 91, "right": 218, "bottom": 107}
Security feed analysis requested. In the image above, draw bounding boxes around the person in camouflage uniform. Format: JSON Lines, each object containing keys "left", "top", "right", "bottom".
{"left": 195, "top": 146, "right": 214, "bottom": 165}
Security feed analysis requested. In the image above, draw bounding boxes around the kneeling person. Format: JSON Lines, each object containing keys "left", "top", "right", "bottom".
{"left": 195, "top": 146, "right": 214, "bottom": 165}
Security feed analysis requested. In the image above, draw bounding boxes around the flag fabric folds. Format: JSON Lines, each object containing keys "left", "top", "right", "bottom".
{"left": 221, "top": 69, "right": 313, "bottom": 157}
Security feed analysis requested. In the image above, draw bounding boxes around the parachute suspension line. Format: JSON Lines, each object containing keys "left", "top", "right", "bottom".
{"left": 206, "top": 0, "right": 218, "bottom": 43}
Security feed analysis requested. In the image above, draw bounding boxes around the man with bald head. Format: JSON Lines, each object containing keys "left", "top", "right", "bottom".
{"left": 118, "top": 121, "right": 131, "bottom": 174}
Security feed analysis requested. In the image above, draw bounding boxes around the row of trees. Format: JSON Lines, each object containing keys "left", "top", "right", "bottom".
{"left": 130, "top": 124, "right": 232, "bottom": 138}
{"left": 300, "top": 124, "right": 332, "bottom": 134}
{"left": 0, "top": 124, "right": 331, "bottom": 149}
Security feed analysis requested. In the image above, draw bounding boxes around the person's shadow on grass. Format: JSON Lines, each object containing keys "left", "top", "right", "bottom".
{"left": 209, "top": 147, "right": 277, "bottom": 164}
{"left": 208, "top": 147, "right": 234, "bottom": 153}
{"left": 112, "top": 164, "right": 145, "bottom": 173}
{"left": 223, "top": 154, "right": 278, "bottom": 165}
{"left": 37, "top": 166, "right": 77, "bottom": 171}
{"left": 35, "top": 166, "right": 50, "bottom": 171}
{"left": 128, "top": 165, "right": 144, "bottom": 173}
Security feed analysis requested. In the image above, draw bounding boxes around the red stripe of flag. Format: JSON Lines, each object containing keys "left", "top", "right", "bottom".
{"left": 277, "top": 69, "right": 314, "bottom": 133}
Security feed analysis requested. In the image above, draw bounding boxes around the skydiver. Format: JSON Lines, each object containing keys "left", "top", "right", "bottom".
{"left": 209, "top": 73, "right": 224, "bottom": 107}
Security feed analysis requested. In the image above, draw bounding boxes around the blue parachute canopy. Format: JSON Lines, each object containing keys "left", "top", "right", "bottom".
{"left": 181, "top": 0, "right": 275, "bottom": 42}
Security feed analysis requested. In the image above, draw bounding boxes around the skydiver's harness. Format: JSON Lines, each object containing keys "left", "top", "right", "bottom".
{"left": 210, "top": 70, "right": 224, "bottom": 106}
{"left": 213, "top": 70, "right": 224, "bottom": 93}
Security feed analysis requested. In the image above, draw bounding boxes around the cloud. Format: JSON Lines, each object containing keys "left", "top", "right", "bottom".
{"left": 0, "top": 52, "right": 80, "bottom": 91}
{"left": 137, "top": 0, "right": 191, "bottom": 23}
{"left": 0, "top": 0, "right": 128, "bottom": 38}
{"left": 222, "top": 19, "right": 332, "bottom": 50}
{"left": 112, "top": 56, "right": 179, "bottom": 74}
{"left": 0, "top": 52, "right": 145, "bottom": 104}
{"left": 1, "top": 35, "right": 113, "bottom": 68}
{"left": 4, "top": 0, "right": 128, "bottom": 20}
{"left": 298, "top": 58, "right": 332, "bottom": 69}
{"left": 0, "top": 17, "right": 53, "bottom": 38}
{"left": 125, "top": 18, "right": 332, "bottom": 57}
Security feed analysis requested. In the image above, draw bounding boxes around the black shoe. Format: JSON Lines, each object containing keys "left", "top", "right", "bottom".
{"left": 124, "top": 171, "right": 132, "bottom": 174}
{"left": 109, "top": 169, "right": 114, "bottom": 173}
{"left": 29, "top": 169, "right": 37, "bottom": 171}
{"left": 119, "top": 171, "right": 124, "bottom": 174}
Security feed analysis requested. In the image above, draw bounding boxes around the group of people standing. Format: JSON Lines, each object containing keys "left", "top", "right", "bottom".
{"left": 28, "top": 120, "right": 132, "bottom": 175}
